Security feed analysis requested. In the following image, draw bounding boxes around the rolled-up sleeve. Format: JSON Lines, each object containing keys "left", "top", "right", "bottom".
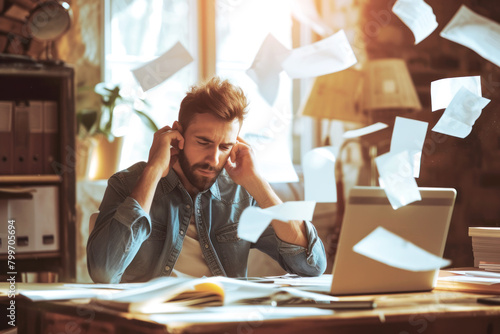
{"left": 255, "top": 220, "right": 327, "bottom": 277}
{"left": 87, "top": 174, "right": 151, "bottom": 283}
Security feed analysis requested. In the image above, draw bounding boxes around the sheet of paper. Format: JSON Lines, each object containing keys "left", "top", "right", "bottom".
{"left": 392, "top": 0, "right": 438, "bottom": 44}
{"left": 250, "top": 137, "right": 299, "bottom": 183}
{"left": 303, "top": 146, "right": 337, "bottom": 203}
{"left": 342, "top": 122, "right": 388, "bottom": 139}
{"left": 132, "top": 41, "right": 193, "bottom": 92}
{"left": 246, "top": 34, "right": 291, "bottom": 106}
{"left": 431, "top": 76, "right": 481, "bottom": 111}
{"left": 281, "top": 30, "right": 357, "bottom": 78}
{"left": 432, "top": 86, "right": 490, "bottom": 138}
{"left": 353, "top": 226, "right": 451, "bottom": 272}
{"left": 291, "top": 0, "right": 333, "bottom": 37}
{"left": 440, "top": 5, "right": 500, "bottom": 68}
{"left": 390, "top": 117, "right": 428, "bottom": 178}
{"left": 238, "top": 201, "right": 316, "bottom": 243}
{"left": 438, "top": 275, "right": 500, "bottom": 285}
{"left": 376, "top": 150, "right": 421, "bottom": 209}
{"left": 448, "top": 270, "right": 500, "bottom": 279}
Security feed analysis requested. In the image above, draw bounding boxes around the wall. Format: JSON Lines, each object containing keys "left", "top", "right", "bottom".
{"left": 359, "top": 0, "right": 500, "bottom": 267}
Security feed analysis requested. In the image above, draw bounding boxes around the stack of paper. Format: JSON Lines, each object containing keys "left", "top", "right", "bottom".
{"left": 469, "top": 227, "right": 500, "bottom": 271}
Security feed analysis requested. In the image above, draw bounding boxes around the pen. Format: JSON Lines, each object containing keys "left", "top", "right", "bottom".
{"left": 276, "top": 300, "right": 376, "bottom": 310}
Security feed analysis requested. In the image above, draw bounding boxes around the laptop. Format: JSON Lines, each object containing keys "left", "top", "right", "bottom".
{"left": 330, "top": 186, "right": 456, "bottom": 295}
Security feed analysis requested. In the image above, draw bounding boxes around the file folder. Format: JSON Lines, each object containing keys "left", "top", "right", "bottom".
{"left": 28, "top": 101, "right": 44, "bottom": 174}
{"left": 43, "top": 101, "right": 59, "bottom": 174}
{"left": 0, "top": 101, "right": 13, "bottom": 174}
{"left": 13, "top": 101, "right": 30, "bottom": 174}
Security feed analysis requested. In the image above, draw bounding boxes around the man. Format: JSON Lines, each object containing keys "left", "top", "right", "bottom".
{"left": 87, "top": 77, "right": 326, "bottom": 283}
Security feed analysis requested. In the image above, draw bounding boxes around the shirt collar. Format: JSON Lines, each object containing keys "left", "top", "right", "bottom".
{"left": 161, "top": 168, "right": 221, "bottom": 200}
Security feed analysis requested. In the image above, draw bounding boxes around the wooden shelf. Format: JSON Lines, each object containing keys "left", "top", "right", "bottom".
{"left": 0, "top": 175, "right": 62, "bottom": 184}
{"left": 0, "top": 251, "right": 60, "bottom": 261}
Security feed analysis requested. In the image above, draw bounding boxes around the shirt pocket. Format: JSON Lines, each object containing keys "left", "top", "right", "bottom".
{"left": 215, "top": 223, "right": 241, "bottom": 243}
{"left": 148, "top": 221, "right": 167, "bottom": 240}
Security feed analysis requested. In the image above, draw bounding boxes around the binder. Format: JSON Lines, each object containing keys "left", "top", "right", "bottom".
{"left": 43, "top": 101, "right": 58, "bottom": 174}
{"left": 28, "top": 101, "right": 44, "bottom": 174}
{"left": 13, "top": 101, "right": 30, "bottom": 174}
{"left": 0, "top": 101, "right": 13, "bottom": 174}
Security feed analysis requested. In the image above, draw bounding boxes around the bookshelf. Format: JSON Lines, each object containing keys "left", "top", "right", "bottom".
{"left": 0, "top": 61, "right": 76, "bottom": 282}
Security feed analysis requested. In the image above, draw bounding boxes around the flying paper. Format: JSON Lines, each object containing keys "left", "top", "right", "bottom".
{"left": 440, "top": 5, "right": 500, "bottom": 68}
{"left": 392, "top": 0, "right": 438, "bottom": 44}
{"left": 376, "top": 150, "right": 421, "bottom": 210}
{"left": 238, "top": 201, "right": 316, "bottom": 243}
{"left": 353, "top": 226, "right": 451, "bottom": 272}
{"left": 246, "top": 34, "right": 291, "bottom": 106}
{"left": 432, "top": 86, "right": 490, "bottom": 138}
{"left": 303, "top": 147, "right": 337, "bottom": 203}
{"left": 342, "top": 122, "right": 388, "bottom": 139}
{"left": 431, "top": 76, "right": 482, "bottom": 111}
{"left": 281, "top": 30, "right": 357, "bottom": 78}
{"left": 132, "top": 42, "right": 193, "bottom": 92}
{"left": 390, "top": 117, "right": 428, "bottom": 178}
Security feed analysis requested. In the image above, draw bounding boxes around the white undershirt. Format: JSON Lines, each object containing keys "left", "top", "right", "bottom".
{"left": 171, "top": 214, "right": 212, "bottom": 278}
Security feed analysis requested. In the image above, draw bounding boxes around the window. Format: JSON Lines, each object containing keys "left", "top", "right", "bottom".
{"left": 104, "top": 0, "right": 298, "bottom": 181}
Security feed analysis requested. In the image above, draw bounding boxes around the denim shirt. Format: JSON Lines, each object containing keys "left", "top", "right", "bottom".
{"left": 87, "top": 162, "right": 327, "bottom": 283}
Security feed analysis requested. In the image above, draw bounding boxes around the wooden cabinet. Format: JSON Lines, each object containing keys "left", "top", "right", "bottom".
{"left": 0, "top": 62, "right": 76, "bottom": 282}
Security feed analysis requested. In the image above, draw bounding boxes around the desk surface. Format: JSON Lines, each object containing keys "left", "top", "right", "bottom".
{"left": 17, "top": 290, "right": 500, "bottom": 334}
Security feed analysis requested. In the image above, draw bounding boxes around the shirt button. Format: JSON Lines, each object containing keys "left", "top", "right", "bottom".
{"left": 165, "top": 266, "right": 171, "bottom": 271}
{"left": 186, "top": 204, "right": 190, "bottom": 209}
{"left": 197, "top": 209, "right": 200, "bottom": 214}
{"left": 204, "top": 244, "right": 209, "bottom": 249}
{"left": 180, "top": 230, "right": 184, "bottom": 235}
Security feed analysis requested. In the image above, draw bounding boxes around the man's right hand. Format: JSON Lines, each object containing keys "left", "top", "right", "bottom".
{"left": 147, "top": 122, "right": 184, "bottom": 178}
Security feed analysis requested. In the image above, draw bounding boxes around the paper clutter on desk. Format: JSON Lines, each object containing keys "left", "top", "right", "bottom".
{"left": 353, "top": 226, "right": 451, "bottom": 272}
{"left": 238, "top": 201, "right": 316, "bottom": 243}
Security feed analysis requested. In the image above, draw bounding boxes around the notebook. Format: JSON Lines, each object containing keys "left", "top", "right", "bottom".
{"left": 330, "top": 186, "right": 456, "bottom": 295}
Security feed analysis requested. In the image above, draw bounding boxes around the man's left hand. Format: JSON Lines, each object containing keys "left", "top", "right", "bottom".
{"left": 224, "top": 136, "right": 261, "bottom": 187}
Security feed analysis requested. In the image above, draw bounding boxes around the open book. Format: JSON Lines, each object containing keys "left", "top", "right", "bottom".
{"left": 93, "top": 277, "right": 226, "bottom": 313}
{"left": 91, "top": 276, "right": 340, "bottom": 314}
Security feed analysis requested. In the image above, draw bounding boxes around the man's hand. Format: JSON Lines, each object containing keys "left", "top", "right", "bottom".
{"left": 147, "top": 123, "right": 184, "bottom": 178}
{"left": 224, "top": 136, "right": 260, "bottom": 188}
{"left": 131, "top": 122, "right": 184, "bottom": 213}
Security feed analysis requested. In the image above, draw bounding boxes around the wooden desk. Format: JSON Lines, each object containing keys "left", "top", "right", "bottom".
{"left": 17, "top": 290, "right": 500, "bottom": 334}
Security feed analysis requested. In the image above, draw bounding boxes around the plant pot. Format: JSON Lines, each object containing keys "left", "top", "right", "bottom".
{"left": 88, "top": 134, "right": 124, "bottom": 180}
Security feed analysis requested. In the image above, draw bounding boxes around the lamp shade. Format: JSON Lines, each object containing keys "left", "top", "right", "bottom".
{"left": 363, "top": 58, "right": 422, "bottom": 111}
{"left": 299, "top": 68, "right": 369, "bottom": 124}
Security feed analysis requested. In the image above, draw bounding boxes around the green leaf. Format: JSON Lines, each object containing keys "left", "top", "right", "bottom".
{"left": 134, "top": 109, "right": 159, "bottom": 132}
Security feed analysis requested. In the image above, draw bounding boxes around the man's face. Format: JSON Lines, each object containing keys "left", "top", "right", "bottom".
{"left": 178, "top": 113, "right": 240, "bottom": 192}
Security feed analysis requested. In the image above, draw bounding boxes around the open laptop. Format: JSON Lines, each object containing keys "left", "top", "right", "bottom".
{"left": 330, "top": 186, "right": 456, "bottom": 295}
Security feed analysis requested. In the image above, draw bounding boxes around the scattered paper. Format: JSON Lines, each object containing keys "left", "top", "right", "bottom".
{"left": 342, "top": 122, "right": 388, "bottom": 139}
{"left": 376, "top": 150, "right": 421, "bottom": 209}
{"left": 132, "top": 41, "right": 193, "bottom": 92}
{"left": 440, "top": 5, "right": 500, "bottom": 68}
{"left": 238, "top": 201, "right": 316, "bottom": 242}
{"left": 281, "top": 30, "right": 357, "bottom": 78}
{"left": 302, "top": 147, "right": 337, "bottom": 203}
{"left": 390, "top": 117, "right": 428, "bottom": 178}
{"left": 353, "top": 226, "right": 451, "bottom": 271}
{"left": 431, "top": 76, "right": 482, "bottom": 111}
{"left": 246, "top": 34, "right": 291, "bottom": 106}
{"left": 392, "top": 0, "right": 438, "bottom": 44}
{"left": 432, "top": 86, "right": 490, "bottom": 138}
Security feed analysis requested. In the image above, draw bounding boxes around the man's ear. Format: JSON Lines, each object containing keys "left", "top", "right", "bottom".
{"left": 172, "top": 121, "right": 183, "bottom": 134}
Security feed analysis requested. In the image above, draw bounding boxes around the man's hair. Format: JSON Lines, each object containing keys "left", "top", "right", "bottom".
{"left": 178, "top": 77, "right": 248, "bottom": 130}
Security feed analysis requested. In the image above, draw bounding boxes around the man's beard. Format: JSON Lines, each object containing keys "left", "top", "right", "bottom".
{"left": 178, "top": 150, "right": 222, "bottom": 192}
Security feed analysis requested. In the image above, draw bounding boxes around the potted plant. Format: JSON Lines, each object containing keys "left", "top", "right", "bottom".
{"left": 76, "top": 83, "right": 159, "bottom": 180}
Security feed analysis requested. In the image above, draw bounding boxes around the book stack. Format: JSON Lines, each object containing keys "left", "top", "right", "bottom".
{"left": 469, "top": 227, "right": 500, "bottom": 271}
